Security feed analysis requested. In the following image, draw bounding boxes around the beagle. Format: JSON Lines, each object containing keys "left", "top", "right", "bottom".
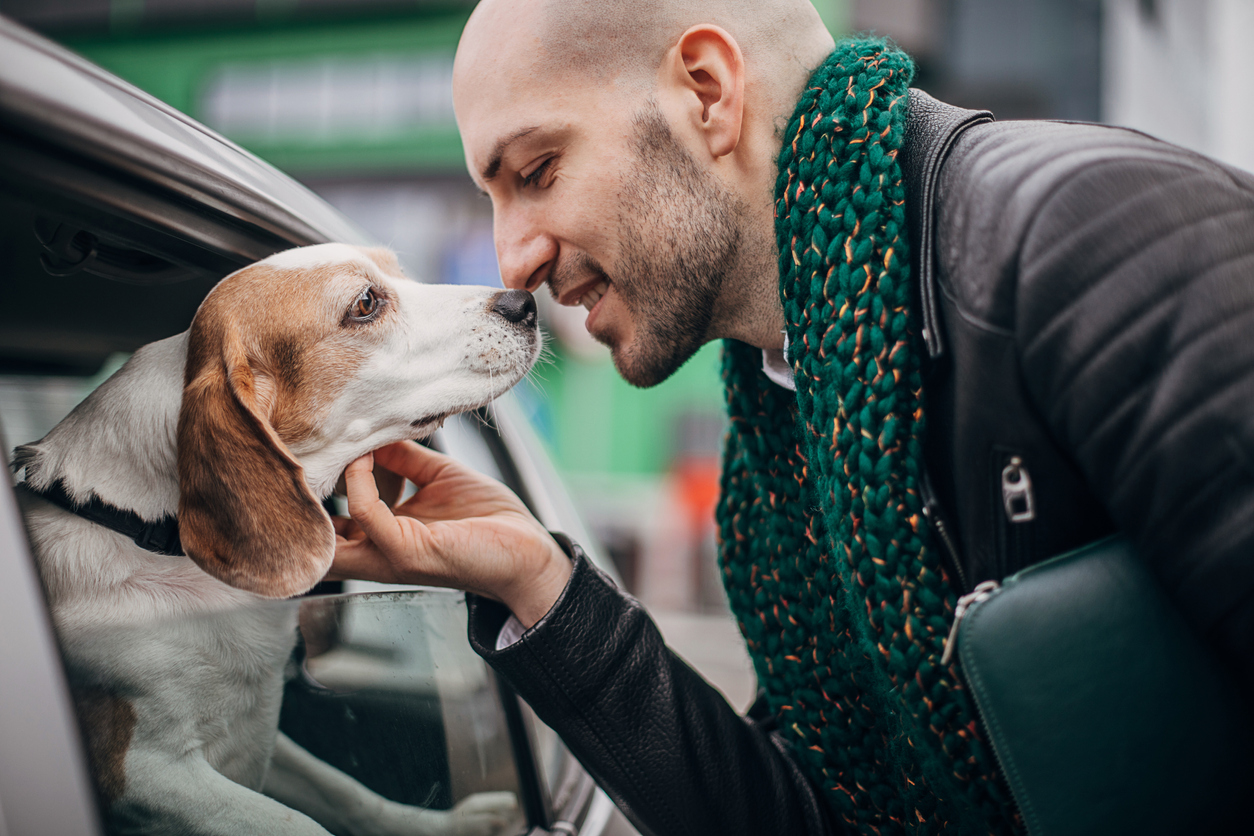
{"left": 12, "top": 244, "right": 535, "bottom": 835}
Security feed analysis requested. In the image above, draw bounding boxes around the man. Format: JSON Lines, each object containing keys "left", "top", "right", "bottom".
{"left": 330, "top": 1, "right": 1254, "bottom": 834}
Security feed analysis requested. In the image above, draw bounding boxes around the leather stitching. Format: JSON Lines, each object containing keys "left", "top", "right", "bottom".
{"left": 519, "top": 591, "right": 686, "bottom": 830}
{"left": 1034, "top": 245, "right": 1254, "bottom": 422}
{"left": 1023, "top": 201, "right": 1254, "bottom": 364}
{"left": 1102, "top": 348, "right": 1254, "bottom": 500}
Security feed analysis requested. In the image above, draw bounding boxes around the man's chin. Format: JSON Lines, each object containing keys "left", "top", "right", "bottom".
{"left": 608, "top": 337, "right": 702, "bottom": 389}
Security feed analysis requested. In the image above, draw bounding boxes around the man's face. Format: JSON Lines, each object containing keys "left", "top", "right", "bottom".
{"left": 456, "top": 43, "right": 746, "bottom": 387}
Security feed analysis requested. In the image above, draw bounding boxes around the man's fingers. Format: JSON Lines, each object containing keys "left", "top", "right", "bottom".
{"left": 344, "top": 453, "right": 406, "bottom": 552}
{"left": 344, "top": 452, "right": 375, "bottom": 500}
{"left": 331, "top": 515, "right": 362, "bottom": 538}
{"left": 373, "top": 464, "right": 406, "bottom": 507}
{"left": 327, "top": 538, "right": 399, "bottom": 584}
{"left": 373, "top": 440, "right": 454, "bottom": 488}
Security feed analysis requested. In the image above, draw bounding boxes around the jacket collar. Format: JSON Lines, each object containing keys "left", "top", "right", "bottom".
{"left": 901, "top": 89, "right": 993, "bottom": 359}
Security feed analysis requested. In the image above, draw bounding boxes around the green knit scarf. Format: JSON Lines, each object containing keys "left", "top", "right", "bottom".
{"left": 716, "top": 40, "right": 1018, "bottom": 835}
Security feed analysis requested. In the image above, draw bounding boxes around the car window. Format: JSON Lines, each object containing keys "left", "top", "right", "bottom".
{"left": 517, "top": 697, "right": 575, "bottom": 810}
{"left": 0, "top": 374, "right": 98, "bottom": 453}
{"left": 1, "top": 38, "right": 598, "bottom": 825}
{"left": 288, "top": 591, "right": 526, "bottom": 830}
{"left": 3, "top": 384, "right": 533, "bottom": 835}
{"left": 51, "top": 582, "right": 526, "bottom": 834}
{"left": 436, "top": 411, "right": 506, "bottom": 482}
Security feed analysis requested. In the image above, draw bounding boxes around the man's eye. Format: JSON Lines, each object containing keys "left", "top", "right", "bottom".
{"left": 348, "top": 287, "right": 381, "bottom": 322}
{"left": 521, "top": 157, "right": 555, "bottom": 188}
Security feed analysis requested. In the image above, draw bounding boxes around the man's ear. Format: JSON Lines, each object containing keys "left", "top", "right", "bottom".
{"left": 665, "top": 24, "right": 745, "bottom": 159}
{"left": 177, "top": 323, "right": 333, "bottom": 599}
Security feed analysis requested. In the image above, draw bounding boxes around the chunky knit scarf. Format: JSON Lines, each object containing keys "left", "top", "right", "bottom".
{"left": 716, "top": 40, "right": 1018, "bottom": 835}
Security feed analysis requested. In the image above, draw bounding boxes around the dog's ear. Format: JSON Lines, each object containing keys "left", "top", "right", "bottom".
{"left": 177, "top": 322, "right": 332, "bottom": 598}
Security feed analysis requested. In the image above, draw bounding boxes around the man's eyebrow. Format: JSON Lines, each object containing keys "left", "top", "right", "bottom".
{"left": 482, "top": 126, "right": 541, "bottom": 182}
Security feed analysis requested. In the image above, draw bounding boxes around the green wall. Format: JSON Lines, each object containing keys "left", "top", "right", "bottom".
{"left": 530, "top": 342, "right": 726, "bottom": 476}
{"left": 65, "top": 11, "right": 472, "bottom": 175}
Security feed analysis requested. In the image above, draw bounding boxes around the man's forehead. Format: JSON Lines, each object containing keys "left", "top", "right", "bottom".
{"left": 453, "top": 0, "right": 548, "bottom": 90}
{"left": 453, "top": 0, "right": 637, "bottom": 184}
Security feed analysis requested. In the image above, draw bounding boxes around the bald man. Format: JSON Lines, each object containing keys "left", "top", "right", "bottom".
{"left": 331, "top": 1, "right": 1254, "bottom": 834}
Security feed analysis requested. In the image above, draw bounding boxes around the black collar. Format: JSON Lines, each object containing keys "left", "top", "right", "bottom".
{"left": 22, "top": 479, "right": 184, "bottom": 556}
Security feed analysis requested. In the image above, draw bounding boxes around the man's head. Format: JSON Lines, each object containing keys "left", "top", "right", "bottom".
{"left": 454, "top": 0, "right": 833, "bottom": 386}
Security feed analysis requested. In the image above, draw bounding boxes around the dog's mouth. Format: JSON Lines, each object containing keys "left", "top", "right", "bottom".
{"left": 410, "top": 411, "right": 451, "bottom": 429}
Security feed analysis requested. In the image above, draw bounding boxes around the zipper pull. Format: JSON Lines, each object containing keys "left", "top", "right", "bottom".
{"left": 920, "top": 470, "right": 969, "bottom": 591}
{"left": 940, "top": 580, "right": 1001, "bottom": 666}
{"left": 1001, "top": 456, "right": 1036, "bottom": 523}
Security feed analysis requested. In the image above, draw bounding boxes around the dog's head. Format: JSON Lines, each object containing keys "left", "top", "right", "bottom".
{"left": 177, "top": 243, "right": 539, "bottom": 598}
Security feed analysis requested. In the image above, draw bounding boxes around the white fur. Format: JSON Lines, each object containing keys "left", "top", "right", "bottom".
{"left": 295, "top": 280, "right": 541, "bottom": 496}
{"left": 15, "top": 246, "right": 532, "bottom": 836}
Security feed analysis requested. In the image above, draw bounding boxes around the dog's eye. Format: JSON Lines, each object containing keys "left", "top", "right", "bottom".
{"left": 349, "top": 288, "right": 381, "bottom": 322}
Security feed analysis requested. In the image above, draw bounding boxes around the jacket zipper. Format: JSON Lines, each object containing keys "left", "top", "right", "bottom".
{"left": 940, "top": 580, "right": 1000, "bottom": 666}
{"left": 920, "top": 470, "right": 969, "bottom": 592}
{"left": 940, "top": 453, "right": 1039, "bottom": 665}
{"left": 999, "top": 454, "right": 1036, "bottom": 573}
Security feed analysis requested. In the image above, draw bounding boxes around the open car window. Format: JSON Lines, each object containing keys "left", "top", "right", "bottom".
{"left": 53, "top": 581, "right": 531, "bottom": 834}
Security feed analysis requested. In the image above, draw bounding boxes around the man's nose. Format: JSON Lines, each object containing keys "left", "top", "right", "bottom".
{"left": 495, "top": 210, "right": 557, "bottom": 293}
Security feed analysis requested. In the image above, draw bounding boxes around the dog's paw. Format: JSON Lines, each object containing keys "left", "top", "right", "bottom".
{"left": 442, "top": 791, "right": 520, "bottom": 836}
{"left": 371, "top": 790, "right": 519, "bottom": 836}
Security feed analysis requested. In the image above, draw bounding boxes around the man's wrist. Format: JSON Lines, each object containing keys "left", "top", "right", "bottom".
{"left": 499, "top": 531, "right": 574, "bottom": 628}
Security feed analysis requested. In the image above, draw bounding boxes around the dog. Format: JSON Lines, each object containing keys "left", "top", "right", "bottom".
{"left": 12, "top": 243, "right": 538, "bottom": 835}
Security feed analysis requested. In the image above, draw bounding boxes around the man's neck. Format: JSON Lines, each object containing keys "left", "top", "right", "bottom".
{"left": 704, "top": 101, "right": 792, "bottom": 350}
{"left": 707, "top": 193, "right": 787, "bottom": 350}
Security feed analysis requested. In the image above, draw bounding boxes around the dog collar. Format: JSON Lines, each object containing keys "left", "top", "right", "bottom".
{"left": 22, "top": 479, "right": 184, "bottom": 556}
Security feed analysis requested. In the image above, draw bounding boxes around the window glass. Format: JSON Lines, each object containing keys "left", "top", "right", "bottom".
{"left": 517, "top": 698, "right": 573, "bottom": 809}
{"left": 0, "top": 372, "right": 105, "bottom": 452}
{"left": 53, "top": 587, "right": 526, "bottom": 835}
{"left": 434, "top": 411, "right": 505, "bottom": 482}
{"left": 290, "top": 591, "right": 524, "bottom": 824}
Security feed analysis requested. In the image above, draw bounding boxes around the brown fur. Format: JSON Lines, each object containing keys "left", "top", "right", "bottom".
{"left": 74, "top": 688, "right": 136, "bottom": 804}
{"left": 176, "top": 254, "right": 391, "bottom": 598}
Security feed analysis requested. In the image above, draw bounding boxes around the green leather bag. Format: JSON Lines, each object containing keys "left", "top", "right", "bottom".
{"left": 948, "top": 536, "right": 1253, "bottom": 836}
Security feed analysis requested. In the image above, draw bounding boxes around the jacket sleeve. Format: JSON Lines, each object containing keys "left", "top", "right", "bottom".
{"left": 1012, "top": 141, "right": 1254, "bottom": 689}
{"left": 466, "top": 535, "right": 839, "bottom": 836}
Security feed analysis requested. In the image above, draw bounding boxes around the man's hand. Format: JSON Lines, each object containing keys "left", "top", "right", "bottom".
{"left": 327, "top": 440, "right": 572, "bottom": 628}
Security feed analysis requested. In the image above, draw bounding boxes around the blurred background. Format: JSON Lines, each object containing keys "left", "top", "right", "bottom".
{"left": 3, "top": 0, "right": 1252, "bottom": 705}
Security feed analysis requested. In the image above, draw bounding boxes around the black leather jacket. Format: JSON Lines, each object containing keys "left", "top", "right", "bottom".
{"left": 470, "top": 92, "right": 1254, "bottom": 836}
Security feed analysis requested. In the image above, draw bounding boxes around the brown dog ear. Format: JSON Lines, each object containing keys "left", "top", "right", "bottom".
{"left": 177, "top": 325, "right": 333, "bottom": 599}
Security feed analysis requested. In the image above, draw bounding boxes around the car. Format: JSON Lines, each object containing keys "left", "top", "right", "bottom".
{"left": 0, "top": 16, "right": 634, "bottom": 836}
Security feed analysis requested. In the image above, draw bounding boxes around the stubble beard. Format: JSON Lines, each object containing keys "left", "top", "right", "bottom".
{"left": 590, "top": 100, "right": 746, "bottom": 388}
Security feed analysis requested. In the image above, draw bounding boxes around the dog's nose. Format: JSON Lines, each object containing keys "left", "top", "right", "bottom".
{"left": 491, "top": 289, "right": 537, "bottom": 327}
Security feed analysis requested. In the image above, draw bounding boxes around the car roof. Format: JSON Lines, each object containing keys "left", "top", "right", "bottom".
{"left": 0, "top": 16, "right": 374, "bottom": 373}
{"left": 0, "top": 16, "right": 369, "bottom": 249}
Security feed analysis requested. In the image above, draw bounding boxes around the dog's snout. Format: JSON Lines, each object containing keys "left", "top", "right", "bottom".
{"left": 491, "top": 289, "right": 537, "bottom": 327}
